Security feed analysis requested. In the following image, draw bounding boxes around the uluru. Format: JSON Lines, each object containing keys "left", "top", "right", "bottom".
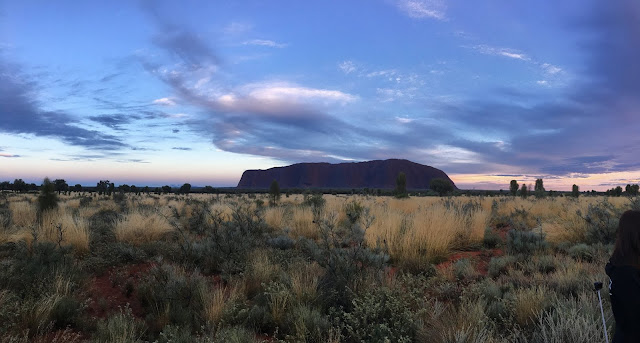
{"left": 237, "top": 159, "right": 457, "bottom": 190}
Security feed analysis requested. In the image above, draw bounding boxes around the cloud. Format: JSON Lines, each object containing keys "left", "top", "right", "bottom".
{"left": 0, "top": 58, "right": 125, "bottom": 150}
{"left": 338, "top": 60, "right": 357, "bottom": 74}
{"left": 469, "top": 44, "right": 530, "bottom": 61}
{"left": 0, "top": 153, "right": 20, "bottom": 158}
{"left": 237, "top": 82, "right": 356, "bottom": 104}
{"left": 153, "top": 97, "right": 176, "bottom": 106}
{"left": 243, "top": 39, "right": 287, "bottom": 48}
{"left": 395, "top": 0, "right": 446, "bottom": 20}
{"left": 542, "top": 63, "right": 562, "bottom": 75}
{"left": 141, "top": 1, "right": 219, "bottom": 70}
{"left": 89, "top": 114, "right": 141, "bottom": 131}
{"left": 395, "top": 116, "right": 414, "bottom": 124}
{"left": 172, "top": 147, "right": 192, "bottom": 151}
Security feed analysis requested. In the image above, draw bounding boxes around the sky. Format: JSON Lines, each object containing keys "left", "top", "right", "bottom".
{"left": 1, "top": 0, "right": 639, "bottom": 190}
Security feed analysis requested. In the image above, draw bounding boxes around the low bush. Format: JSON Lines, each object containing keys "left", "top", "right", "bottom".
{"left": 93, "top": 306, "right": 145, "bottom": 343}
{"left": 338, "top": 287, "right": 416, "bottom": 343}
{"left": 137, "top": 263, "right": 208, "bottom": 335}
{"left": 488, "top": 255, "right": 517, "bottom": 278}
{"left": 578, "top": 199, "right": 619, "bottom": 244}
{"left": 483, "top": 227, "right": 501, "bottom": 249}
{"left": 568, "top": 243, "right": 595, "bottom": 262}
{"left": 506, "top": 228, "right": 548, "bottom": 255}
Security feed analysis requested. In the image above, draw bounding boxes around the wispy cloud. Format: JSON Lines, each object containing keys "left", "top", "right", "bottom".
{"left": 338, "top": 60, "right": 357, "bottom": 74}
{"left": 395, "top": 0, "right": 446, "bottom": 20}
{"left": 243, "top": 39, "right": 287, "bottom": 48}
{"left": 469, "top": 44, "right": 530, "bottom": 61}
{"left": 541, "top": 63, "right": 562, "bottom": 75}
{"left": 172, "top": 147, "right": 192, "bottom": 151}
{"left": 0, "top": 153, "right": 20, "bottom": 158}
{"left": 153, "top": 97, "right": 176, "bottom": 106}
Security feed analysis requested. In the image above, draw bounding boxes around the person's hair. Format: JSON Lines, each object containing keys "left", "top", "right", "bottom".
{"left": 611, "top": 210, "right": 640, "bottom": 266}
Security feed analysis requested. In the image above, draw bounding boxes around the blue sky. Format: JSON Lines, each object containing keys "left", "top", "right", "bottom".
{"left": 1, "top": 0, "right": 639, "bottom": 190}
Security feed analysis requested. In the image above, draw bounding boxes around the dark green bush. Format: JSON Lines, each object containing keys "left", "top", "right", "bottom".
{"left": 577, "top": 199, "right": 619, "bottom": 244}
{"left": 303, "top": 193, "right": 326, "bottom": 208}
{"left": 338, "top": 287, "right": 416, "bottom": 343}
{"left": 0, "top": 241, "right": 76, "bottom": 298}
{"left": 137, "top": 263, "right": 208, "bottom": 335}
{"left": 93, "top": 306, "right": 145, "bottom": 343}
{"left": 506, "top": 228, "right": 548, "bottom": 255}
{"left": 568, "top": 243, "right": 595, "bottom": 262}
{"left": 301, "top": 205, "right": 387, "bottom": 309}
{"left": 483, "top": 227, "right": 502, "bottom": 249}
{"left": 37, "top": 178, "right": 59, "bottom": 213}
{"left": 488, "top": 255, "right": 517, "bottom": 278}
{"left": 174, "top": 200, "right": 269, "bottom": 276}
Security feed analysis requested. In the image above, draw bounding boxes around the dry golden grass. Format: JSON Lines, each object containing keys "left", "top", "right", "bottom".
{"left": 265, "top": 206, "right": 285, "bottom": 229}
{"left": 202, "top": 281, "right": 245, "bottom": 326}
{"left": 9, "top": 201, "right": 37, "bottom": 228}
{"left": 244, "top": 249, "right": 282, "bottom": 298}
{"left": 511, "top": 286, "right": 550, "bottom": 327}
{"left": 289, "top": 261, "right": 322, "bottom": 303}
{"left": 366, "top": 199, "right": 489, "bottom": 264}
{"left": 114, "top": 210, "right": 173, "bottom": 245}
{"left": 38, "top": 209, "right": 90, "bottom": 254}
{"left": 290, "top": 206, "right": 316, "bottom": 239}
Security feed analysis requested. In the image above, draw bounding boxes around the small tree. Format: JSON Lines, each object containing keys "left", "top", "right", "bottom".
{"left": 54, "top": 179, "right": 69, "bottom": 194}
{"left": 509, "top": 180, "right": 519, "bottom": 196}
{"left": 534, "top": 178, "right": 545, "bottom": 198}
{"left": 38, "top": 177, "right": 59, "bottom": 212}
{"left": 97, "top": 180, "right": 109, "bottom": 195}
{"left": 73, "top": 184, "right": 82, "bottom": 192}
{"left": 179, "top": 183, "right": 191, "bottom": 194}
{"left": 161, "top": 185, "right": 172, "bottom": 194}
{"left": 520, "top": 184, "right": 528, "bottom": 198}
{"left": 571, "top": 184, "right": 580, "bottom": 198}
{"left": 430, "top": 178, "right": 454, "bottom": 196}
{"left": 12, "top": 179, "right": 27, "bottom": 193}
{"left": 269, "top": 180, "right": 281, "bottom": 205}
{"left": 395, "top": 172, "right": 408, "bottom": 198}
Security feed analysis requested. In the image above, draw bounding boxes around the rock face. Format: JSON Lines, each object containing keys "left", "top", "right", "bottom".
{"left": 237, "top": 159, "right": 457, "bottom": 190}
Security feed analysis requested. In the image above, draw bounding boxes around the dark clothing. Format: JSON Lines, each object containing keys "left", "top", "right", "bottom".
{"left": 605, "top": 262, "right": 640, "bottom": 343}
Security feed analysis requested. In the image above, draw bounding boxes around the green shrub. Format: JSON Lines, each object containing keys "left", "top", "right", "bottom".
{"left": 137, "top": 263, "right": 207, "bottom": 335}
{"left": 338, "top": 287, "right": 416, "bottom": 343}
{"left": 506, "top": 228, "right": 548, "bottom": 255}
{"left": 210, "top": 326, "right": 260, "bottom": 343}
{"left": 535, "top": 254, "right": 557, "bottom": 274}
{"left": 488, "top": 255, "right": 517, "bottom": 278}
{"left": 284, "top": 304, "right": 331, "bottom": 343}
{"left": 301, "top": 205, "right": 387, "bottom": 309}
{"left": 303, "top": 193, "right": 326, "bottom": 209}
{"left": 568, "top": 243, "right": 595, "bottom": 262}
{"left": 577, "top": 199, "right": 619, "bottom": 244}
{"left": 37, "top": 178, "right": 59, "bottom": 213}
{"left": 93, "top": 306, "right": 144, "bottom": 343}
{"left": 453, "top": 258, "right": 476, "bottom": 281}
{"left": 482, "top": 227, "right": 501, "bottom": 249}
{"left": 176, "top": 200, "right": 269, "bottom": 276}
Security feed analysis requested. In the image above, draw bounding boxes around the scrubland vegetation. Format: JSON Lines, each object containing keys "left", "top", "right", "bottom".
{"left": 0, "top": 190, "right": 632, "bottom": 342}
